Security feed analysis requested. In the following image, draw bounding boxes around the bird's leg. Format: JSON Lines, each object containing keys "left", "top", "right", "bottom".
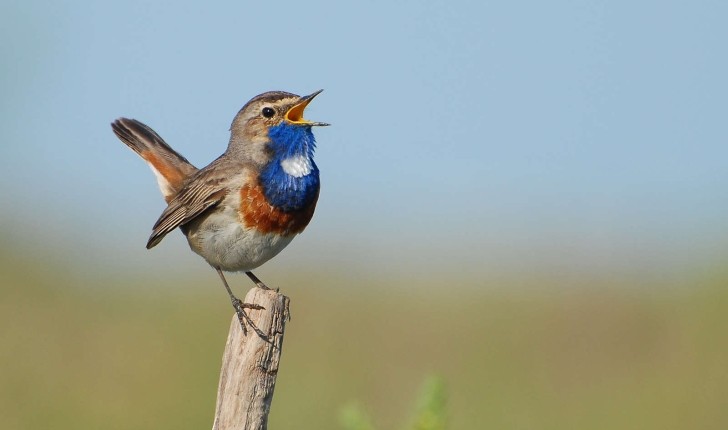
{"left": 246, "top": 271, "right": 287, "bottom": 319}
{"left": 215, "top": 268, "right": 266, "bottom": 337}
{"left": 246, "top": 271, "right": 272, "bottom": 291}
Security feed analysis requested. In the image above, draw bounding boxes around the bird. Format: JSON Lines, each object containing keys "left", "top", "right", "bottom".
{"left": 111, "top": 90, "right": 328, "bottom": 333}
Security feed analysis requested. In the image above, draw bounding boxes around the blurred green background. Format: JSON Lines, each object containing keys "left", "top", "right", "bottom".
{"left": 2, "top": 1, "right": 728, "bottom": 429}
{"left": 1, "top": 239, "right": 727, "bottom": 429}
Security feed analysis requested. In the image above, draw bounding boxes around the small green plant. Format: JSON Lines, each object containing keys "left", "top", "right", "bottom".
{"left": 339, "top": 376, "right": 447, "bottom": 430}
{"left": 339, "top": 402, "right": 377, "bottom": 430}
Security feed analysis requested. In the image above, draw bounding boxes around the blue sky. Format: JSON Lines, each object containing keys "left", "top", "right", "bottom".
{"left": 1, "top": 1, "right": 727, "bottom": 281}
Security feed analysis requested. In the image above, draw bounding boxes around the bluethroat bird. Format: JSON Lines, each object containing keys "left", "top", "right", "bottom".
{"left": 111, "top": 90, "right": 328, "bottom": 333}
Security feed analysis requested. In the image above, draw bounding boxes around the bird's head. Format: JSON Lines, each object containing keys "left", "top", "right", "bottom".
{"left": 228, "top": 90, "right": 329, "bottom": 166}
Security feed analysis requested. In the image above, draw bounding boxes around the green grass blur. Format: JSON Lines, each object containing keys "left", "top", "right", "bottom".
{"left": 1, "top": 243, "right": 727, "bottom": 430}
{"left": 340, "top": 376, "right": 448, "bottom": 430}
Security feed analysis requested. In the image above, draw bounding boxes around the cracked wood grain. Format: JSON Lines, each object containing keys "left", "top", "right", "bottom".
{"left": 211, "top": 287, "right": 290, "bottom": 430}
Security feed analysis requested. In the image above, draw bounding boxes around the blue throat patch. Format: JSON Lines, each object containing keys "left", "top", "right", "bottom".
{"left": 259, "top": 122, "right": 320, "bottom": 212}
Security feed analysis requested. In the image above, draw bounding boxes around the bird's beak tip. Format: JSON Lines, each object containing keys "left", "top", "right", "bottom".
{"left": 286, "top": 90, "right": 327, "bottom": 125}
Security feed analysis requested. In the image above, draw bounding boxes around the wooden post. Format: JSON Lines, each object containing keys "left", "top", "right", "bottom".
{"left": 211, "top": 287, "right": 291, "bottom": 430}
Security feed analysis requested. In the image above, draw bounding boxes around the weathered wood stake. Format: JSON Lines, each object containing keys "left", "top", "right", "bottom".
{"left": 211, "top": 287, "right": 290, "bottom": 430}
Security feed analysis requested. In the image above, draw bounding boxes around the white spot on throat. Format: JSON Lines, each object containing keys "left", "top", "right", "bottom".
{"left": 280, "top": 155, "right": 312, "bottom": 178}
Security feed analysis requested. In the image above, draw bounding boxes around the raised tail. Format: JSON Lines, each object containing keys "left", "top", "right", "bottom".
{"left": 112, "top": 118, "right": 198, "bottom": 202}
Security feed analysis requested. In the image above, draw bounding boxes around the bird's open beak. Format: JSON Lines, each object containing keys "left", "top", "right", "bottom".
{"left": 285, "top": 90, "right": 330, "bottom": 126}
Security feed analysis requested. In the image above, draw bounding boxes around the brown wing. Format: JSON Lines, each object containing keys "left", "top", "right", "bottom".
{"left": 146, "top": 163, "right": 230, "bottom": 249}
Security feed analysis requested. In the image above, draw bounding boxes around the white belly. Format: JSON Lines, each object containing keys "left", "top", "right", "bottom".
{"left": 185, "top": 210, "right": 296, "bottom": 272}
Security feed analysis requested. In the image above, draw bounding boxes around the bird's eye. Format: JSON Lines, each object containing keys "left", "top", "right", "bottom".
{"left": 262, "top": 107, "right": 275, "bottom": 118}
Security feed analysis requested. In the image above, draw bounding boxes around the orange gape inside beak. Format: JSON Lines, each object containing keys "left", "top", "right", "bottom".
{"left": 285, "top": 98, "right": 313, "bottom": 124}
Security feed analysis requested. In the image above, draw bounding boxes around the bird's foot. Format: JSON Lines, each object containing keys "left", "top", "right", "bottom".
{"left": 230, "top": 296, "right": 267, "bottom": 339}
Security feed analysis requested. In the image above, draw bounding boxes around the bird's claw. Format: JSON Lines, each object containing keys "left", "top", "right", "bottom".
{"left": 230, "top": 297, "right": 267, "bottom": 338}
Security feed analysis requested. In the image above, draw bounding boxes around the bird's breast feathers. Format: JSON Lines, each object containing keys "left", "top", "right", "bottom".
{"left": 184, "top": 176, "right": 317, "bottom": 272}
{"left": 238, "top": 177, "right": 318, "bottom": 237}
